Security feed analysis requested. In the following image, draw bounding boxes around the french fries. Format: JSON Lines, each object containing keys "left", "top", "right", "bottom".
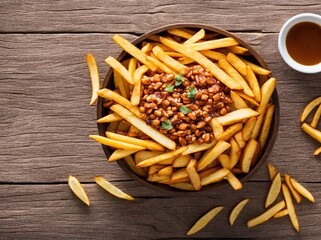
{"left": 290, "top": 178, "right": 315, "bottom": 203}
{"left": 284, "top": 174, "right": 302, "bottom": 204}
{"left": 301, "top": 122, "right": 321, "bottom": 143}
{"left": 68, "top": 175, "right": 90, "bottom": 206}
{"left": 90, "top": 28, "right": 278, "bottom": 191}
{"left": 282, "top": 184, "right": 299, "bottom": 231}
{"left": 229, "top": 199, "right": 249, "bottom": 225}
{"left": 94, "top": 176, "right": 134, "bottom": 200}
{"left": 247, "top": 200, "right": 285, "bottom": 228}
{"left": 265, "top": 173, "right": 281, "bottom": 208}
{"left": 314, "top": 146, "right": 321, "bottom": 156}
{"left": 86, "top": 53, "right": 100, "bottom": 105}
{"left": 187, "top": 206, "right": 223, "bottom": 235}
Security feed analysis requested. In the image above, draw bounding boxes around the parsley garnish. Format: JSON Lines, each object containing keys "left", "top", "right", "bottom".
{"left": 187, "top": 87, "right": 197, "bottom": 99}
{"left": 161, "top": 119, "right": 173, "bottom": 130}
{"left": 174, "top": 73, "right": 185, "bottom": 86}
{"left": 179, "top": 105, "right": 192, "bottom": 114}
{"left": 164, "top": 84, "right": 174, "bottom": 93}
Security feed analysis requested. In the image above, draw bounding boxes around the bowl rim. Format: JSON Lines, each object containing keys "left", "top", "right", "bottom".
{"left": 97, "top": 23, "right": 280, "bottom": 195}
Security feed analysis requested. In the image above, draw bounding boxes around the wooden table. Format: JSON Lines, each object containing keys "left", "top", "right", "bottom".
{"left": 1, "top": 1, "right": 320, "bottom": 239}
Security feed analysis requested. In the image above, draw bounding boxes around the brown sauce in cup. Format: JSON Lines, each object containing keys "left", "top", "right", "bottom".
{"left": 286, "top": 22, "right": 321, "bottom": 65}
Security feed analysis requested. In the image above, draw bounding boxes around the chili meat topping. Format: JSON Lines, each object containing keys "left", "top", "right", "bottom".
{"left": 139, "top": 64, "right": 233, "bottom": 146}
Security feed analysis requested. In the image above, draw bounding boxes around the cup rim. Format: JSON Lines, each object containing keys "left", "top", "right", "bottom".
{"left": 278, "top": 13, "right": 321, "bottom": 74}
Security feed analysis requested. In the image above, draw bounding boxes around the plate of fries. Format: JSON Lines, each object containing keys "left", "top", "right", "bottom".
{"left": 93, "top": 24, "right": 280, "bottom": 192}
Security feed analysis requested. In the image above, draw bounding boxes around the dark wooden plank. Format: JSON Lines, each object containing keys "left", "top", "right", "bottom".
{"left": 0, "top": 182, "right": 320, "bottom": 239}
{"left": 0, "top": 33, "right": 320, "bottom": 183}
{"left": 0, "top": 0, "right": 320, "bottom": 33}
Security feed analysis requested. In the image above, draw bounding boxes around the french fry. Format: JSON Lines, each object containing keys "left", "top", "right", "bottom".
{"left": 301, "top": 122, "right": 321, "bottom": 143}
{"left": 226, "top": 52, "right": 247, "bottom": 76}
{"left": 245, "top": 65, "right": 261, "bottom": 102}
{"left": 259, "top": 105, "right": 275, "bottom": 148}
{"left": 242, "top": 117, "right": 257, "bottom": 141}
{"left": 152, "top": 46, "right": 189, "bottom": 74}
{"left": 114, "top": 69, "right": 128, "bottom": 99}
{"left": 134, "top": 151, "right": 163, "bottom": 164}
{"left": 216, "top": 123, "right": 243, "bottom": 141}
{"left": 131, "top": 65, "right": 149, "bottom": 106}
{"left": 267, "top": 163, "right": 278, "bottom": 181}
{"left": 161, "top": 177, "right": 189, "bottom": 185}
{"left": 89, "top": 135, "right": 145, "bottom": 151}
{"left": 213, "top": 108, "right": 259, "bottom": 126}
{"left": 251, "top": 78, "right": 276, "bottom": 139}
{"left": 241, "top": 139, "right": 258, "bottom": 173}
{"left": 105, "top": 131, "right": 165, "bottom": 151}
{"left": 274, "top": 209, "right": 289, "bottom": 218}
{"left": 160, "top": 37, "right": 243, "bottom": 90}
{"left": 141, "top": 42, "right": 153, "bottom": 54}
{"left": 201, "top": 168, "right": 230, "bottom": 186}
{"left": 150, "top": 42, "right": 174, "bottom": 52}
{"left": 218, "top": 59, "right": 254, "bottom": 97}
{"left": 108, "top": 149, "right": 139, "bottom": 162}
{"left": 290, "top": 178, "right": 315, "bottom": 203}
{"left": 229, "top": 199, "right": 249, "bottom": 225}
{"left": 95, "top": 176, "right": 134, "bottom": 201}
{"left": 240, "top": 57, "right": 271, "bottom": 75}
{"left": 86, "top": 53, "right": 100, "bottom": 105}
{"left": 210, "top": 118, "right": 224, "bottom": 139}
{"left": 146, "top": 55, "right": 176, "bottom": 74}
{"left": 186, "top": 159, "right": 202, "bottom": 190}
{"left": 198, "top": 167, "right": 221, "bottom": 178}
{"left": 148, "top": 164, "right": 165, "bottom": 175}
{"left": 137, "top": 147, "right": 187, "bottom": 168}
{"left": 112, "top": 34, "right": 157, "bottom": 71}
{"left": 183, "top": 29, "right": 205, "bottom": 45}
{"left": 68, "top": 175, "right": 90, "bottom": 206}
{"left": 282, "top": 184, "right": 299, "bottom": 231}
{"left": 230, "top": 91, "right": 249, "bottom": 109}
{"left": 165, "top": 51, "right": 184, "bottom": 57}
{"left": 300, "top": 96, "right": 321, "bottom": 122}
{"left": 183, "top": 141, "right": 217, "bottom": 155}
{"left": 178, "top": 56, "right": 196, "bottom": 65}
{"left": 172, "top": 155, "right": 192, "bottom": 168}
{"left": 284, "top": 174, "right": 302, "bottom": 204}
{"left": 128, "top": 57, "right": 138, "bottom": 79}
{"left": 311, "top": 104, "right": 321, "bottom": 128}
{"left": 105, "top": 56, "right": 134, "bottom": 85}
{"left": 98, "top": 88, "right": 141, "bottom": 117}
{"left": 111, "top": 104, "right": 176, "bottom": 150}
{"left": 218, "top": 154, "right": 230, "bottom": 169}
{"left": 168, "top": 28, "right": 193, "bottom": 39}
{"left": 124, "top": 155, "right": 147, "bottom": 177}
{"left": 265, "top": 173, "right": 281, "bottom": 208}
{"left": 158, "top": 166, "right": 173, "bottom": 176}
{"left": 226, "top": 172, "right": 242, "bottom": 190}
{"left": 230, "top": 137, "right": 241, "bottom": 169}
{"left": 170, "top": 183, "right": 195, "bottom": 191}
{"left": 227, "top": 46, "right": 249, "bottom": 55}
{"left": 234, "top": 131, "right": 246, "bottom": 149}
{"left": 234, "top": 90, "right": 260, "bottom": 107}
{"left": 97, "top": 113, "right": 122, "bottom": 123}
{"left": 171, "top": 168, "right": 189, "bottom": 181}
{"left": 200, "top": 50, "right": 226, "bottom": 61}
{"left": 247, "top": 200, "right": 285, "bottom": 228}
{"left": 158, "top": 156, "right": 176, "bottom": 165}
{"left": 186, "top": 206, "right": 224, "bottom": 236}
{"left": 187, "top": 37, "right": 239, "bottom": 51}
{"left": 314, "top": 146, "right": 321, "bottom": 156}
{"left": 147, "top": 173, "right": 170, "bottom": 182}
{"left": 197, "top": 141, "right": 231, "bottom": 171}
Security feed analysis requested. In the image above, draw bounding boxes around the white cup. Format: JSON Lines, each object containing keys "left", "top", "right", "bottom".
{"left": 278, "top": 13, "right": 321, "bottom": 74}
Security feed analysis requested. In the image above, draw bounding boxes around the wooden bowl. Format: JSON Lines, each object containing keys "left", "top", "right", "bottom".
{"left": 97, "top": 24, "right": 280, "bottom": 194}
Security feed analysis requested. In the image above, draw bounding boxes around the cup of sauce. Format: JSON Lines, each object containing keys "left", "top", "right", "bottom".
{"left": 278, "top": 13, "right": 321, "bottom": 74}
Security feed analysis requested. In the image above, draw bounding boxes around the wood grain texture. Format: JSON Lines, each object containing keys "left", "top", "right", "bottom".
{"left": 0, "top": 33, "right": 320, "bottom": 183}
{"left": 0, "top": 0, "right": 320, "bottom": 33}
{"left": 0, "top": 182, "right": 320, "bottom": 239}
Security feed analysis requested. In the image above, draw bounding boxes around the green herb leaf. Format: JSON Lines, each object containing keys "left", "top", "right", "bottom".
{"left": 174, "top": 73, "right": 185, "bottom": 86}
{"left": 179, "top": 105, "right": 192, "bottom": 114}
{"left": 187, "top": 87, "right": 198, "bottom": 99}
{"left": 164, "top": 84, "right": 174, "bottom": 93}
{"left": 161, "top": 119, "right": 173, "bottom": 130}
